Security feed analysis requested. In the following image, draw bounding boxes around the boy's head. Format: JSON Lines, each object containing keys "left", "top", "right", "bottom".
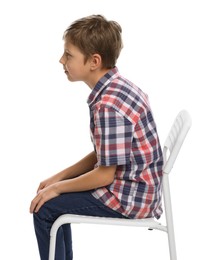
{"left": 63, "top": 15, "right": 123, "bottom": 69}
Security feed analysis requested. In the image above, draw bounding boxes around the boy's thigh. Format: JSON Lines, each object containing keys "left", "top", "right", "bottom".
{"left": 39, "top": 191, "right": 124, "bottom": 220}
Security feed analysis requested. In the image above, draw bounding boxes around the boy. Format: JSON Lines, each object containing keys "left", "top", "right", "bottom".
{"left": 30, "top": 15, "right": 163, "bottom": 260}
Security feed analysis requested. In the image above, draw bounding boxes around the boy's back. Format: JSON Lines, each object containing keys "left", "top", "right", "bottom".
{"left": 88, "top": 67, "right": 163, "bottom": 219}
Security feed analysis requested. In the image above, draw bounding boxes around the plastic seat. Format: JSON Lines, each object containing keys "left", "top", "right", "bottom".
{"left": 48, "top": 110, "right": 192, "bottom": 260}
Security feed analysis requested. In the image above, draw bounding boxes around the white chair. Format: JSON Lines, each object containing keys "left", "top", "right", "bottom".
{"left": 48, "top": 110, "right": 192, "bottom": 260}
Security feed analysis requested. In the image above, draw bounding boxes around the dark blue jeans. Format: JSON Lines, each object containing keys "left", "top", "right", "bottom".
{"left": 33, "top": 191, "right": 126, "bottom": 260}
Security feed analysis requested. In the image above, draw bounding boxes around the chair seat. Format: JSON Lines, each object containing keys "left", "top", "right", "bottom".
{"left": 50, "top": 214, "right": 167, "bottom": 238}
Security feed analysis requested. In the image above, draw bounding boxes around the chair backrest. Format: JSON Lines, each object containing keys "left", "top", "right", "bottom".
{"left": 163, "top": 110, "right": 192, "bottom": 174}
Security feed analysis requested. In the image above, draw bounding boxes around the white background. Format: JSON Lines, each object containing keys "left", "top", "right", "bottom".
{"left": 0, "top": 0, "right": 214, "bottom": 259}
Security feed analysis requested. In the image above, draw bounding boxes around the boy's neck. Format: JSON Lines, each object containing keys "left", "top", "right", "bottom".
{"left": 87, "top": 68, "right": 111, "bottom": 89}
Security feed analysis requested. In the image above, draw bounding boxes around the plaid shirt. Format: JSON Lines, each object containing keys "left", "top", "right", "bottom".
{"left": 87, "top": 67, "right": 163, "bottom": 219}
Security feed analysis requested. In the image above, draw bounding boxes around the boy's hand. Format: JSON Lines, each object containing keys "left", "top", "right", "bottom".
{"left": 36, "top": 175, "right": 61, "bottom": 193}
{"left": 30, "top": 184, "right": 60, "bottom": 214}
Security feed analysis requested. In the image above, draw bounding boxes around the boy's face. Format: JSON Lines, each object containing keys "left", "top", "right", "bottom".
{"left": 59, "top": 41, "right": 91, "bottom": 83}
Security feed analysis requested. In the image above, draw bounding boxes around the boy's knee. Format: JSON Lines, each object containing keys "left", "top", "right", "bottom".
{"left": 33, "top": 202, "right": 52, "bottom": 221}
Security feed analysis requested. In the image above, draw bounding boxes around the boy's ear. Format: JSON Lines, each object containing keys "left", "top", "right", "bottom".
{"left": 90, "top": 54, "right": 102, "bottom": 70}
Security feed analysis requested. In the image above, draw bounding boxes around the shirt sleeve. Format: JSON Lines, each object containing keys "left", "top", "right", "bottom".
{"left": 93, "top": 106, "right": 133, "bottom": 166}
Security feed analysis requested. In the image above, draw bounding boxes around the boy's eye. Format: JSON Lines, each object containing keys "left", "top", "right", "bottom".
{"left": 65, "top": 52, "right": 72, "bottom": 58}
{"left": 66, "top": 53, "right": 71, "bottom": 57}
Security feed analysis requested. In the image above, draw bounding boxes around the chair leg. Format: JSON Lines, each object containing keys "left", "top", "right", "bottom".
{"left": 48, "top": 217, "right": 63, "bottom": 260}
{"left": 167, "top": 224, "right": 177, "bottom": 260}
{"left": 49, "top": 232, "right": 57, "bottom": 260}
{"left": 163, "top": 175, "right": 177, "bottom": 260}
{"left": 48, "top": 215, "right": 74, "bottom": 260}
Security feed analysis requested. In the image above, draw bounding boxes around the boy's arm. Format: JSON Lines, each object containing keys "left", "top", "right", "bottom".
{"left": 36, "top": 151, "right": 97, "bottom": 193}
{"left": 56, "top": 165, "right": 116, "bottom": 193}
{"left": 55, "top": 151, "right": 98, "bottom": 180}
{"left": 30, "top": 165, "right": 116, "bottom": 213}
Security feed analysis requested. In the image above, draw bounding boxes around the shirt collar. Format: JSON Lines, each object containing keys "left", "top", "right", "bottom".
{"left": 87, "top": 67, "right": 119, "bottom": 107}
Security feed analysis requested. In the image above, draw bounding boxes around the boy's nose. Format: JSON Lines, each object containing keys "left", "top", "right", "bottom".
{"left": 59, "top": 57, "right": 63, "bottom": 64}
{"left": 59, "top": 54, "right": 65, "bottom": 64}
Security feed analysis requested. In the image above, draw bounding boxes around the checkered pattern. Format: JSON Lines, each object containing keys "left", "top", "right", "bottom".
{"left": 88, "top": 67, "right": 163, "bottom": 219}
